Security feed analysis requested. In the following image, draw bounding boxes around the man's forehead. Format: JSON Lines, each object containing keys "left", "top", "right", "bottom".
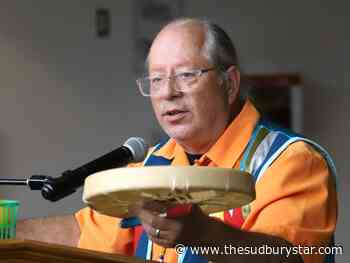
{"left": 155, "top": 22, "right": 205, "bottom": 44}
{"left": 148, "top": 24, "right": 207, "bottom": 71}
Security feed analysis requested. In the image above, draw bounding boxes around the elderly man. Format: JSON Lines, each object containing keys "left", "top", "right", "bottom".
{"left": 17, "top": 18, "right": 337, "bottom": 263}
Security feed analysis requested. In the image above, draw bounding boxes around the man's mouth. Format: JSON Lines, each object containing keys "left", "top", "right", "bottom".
{"left": 162, "top": 109, "right": 189, "bottom": 122}
{"left": 163, "top": 109, "right": 187, "bottom": 116}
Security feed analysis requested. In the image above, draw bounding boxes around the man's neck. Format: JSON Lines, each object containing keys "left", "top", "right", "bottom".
{"left": 228, "top": 98, "right": 244, "bottom": 128}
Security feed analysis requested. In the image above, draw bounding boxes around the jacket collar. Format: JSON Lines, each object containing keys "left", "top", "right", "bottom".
{"left": 153, "top": 100, "right": 260, "bottom": 168}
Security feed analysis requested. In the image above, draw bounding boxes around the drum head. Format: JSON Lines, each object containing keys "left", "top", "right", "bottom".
{"left": 83, "top": 166, "right": 255, "bottom": 217}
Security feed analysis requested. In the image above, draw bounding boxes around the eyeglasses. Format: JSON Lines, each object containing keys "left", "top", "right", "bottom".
{"left": 136, "top": 67, "right": 216, "bottom": 97}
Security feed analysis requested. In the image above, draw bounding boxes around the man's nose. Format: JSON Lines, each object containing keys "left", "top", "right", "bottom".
{"left": 159, "top": 77, "right": 182, "bottom": 98}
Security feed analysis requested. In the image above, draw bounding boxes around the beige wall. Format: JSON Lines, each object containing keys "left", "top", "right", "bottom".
{"left": 0, "top": 0, "right": 157, "bottom": 216}
{"left": 0, "top": 1, "right": 347, "bottom": 261}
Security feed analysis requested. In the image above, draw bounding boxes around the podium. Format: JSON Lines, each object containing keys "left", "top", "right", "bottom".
{"left": 0, "top": 239, "right": 153, "bottom": 263}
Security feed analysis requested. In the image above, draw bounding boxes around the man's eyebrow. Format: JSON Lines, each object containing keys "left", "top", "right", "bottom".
{"left": 175, "top": 67, "right": 197, "bottom": 72}
{"left": 149, "top": 68, "right": 195, "bottom": 77}
{"left": 148, "top": 71, "right": 165, "bottom": 77}
{"left": 149, "top": 60, "right": 197, "bottom": 71}
{"left": 149, "top": 65, "right": 198, "bottom": 75}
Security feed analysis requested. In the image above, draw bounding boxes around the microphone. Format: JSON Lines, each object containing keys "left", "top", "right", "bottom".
{"left": 0, "top": 137, "right": 149, "bottom": 202}
{"left": 41, "top": 137, "right": 148, "bottom": 201}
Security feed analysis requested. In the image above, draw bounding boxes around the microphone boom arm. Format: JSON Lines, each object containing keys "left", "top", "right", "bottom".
{"left": 0, "top": 137, "right": 148, "bottom": 202}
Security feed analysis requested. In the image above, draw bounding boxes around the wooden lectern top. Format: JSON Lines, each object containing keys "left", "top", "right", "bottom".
{"left": 0, "top": 239, "right": 154, "bottom": 263}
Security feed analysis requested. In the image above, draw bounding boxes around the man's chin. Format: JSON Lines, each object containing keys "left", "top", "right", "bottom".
{"left": 164, "top": 127, "right": 197, "bottom": 143}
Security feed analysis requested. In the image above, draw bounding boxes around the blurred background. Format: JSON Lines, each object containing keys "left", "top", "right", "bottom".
{"left": 0, "top": 1, "right": 347, "bottom": 261}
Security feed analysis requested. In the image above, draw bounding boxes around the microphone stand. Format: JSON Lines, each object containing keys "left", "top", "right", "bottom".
{"left": 0, "top": 179, "right": 27, "bottom": 185}
{"left": 0, "top": 139, "right": 143, "bottom": 202}
{"left": 0, "top": 173, "right": 76, "bottom": 202}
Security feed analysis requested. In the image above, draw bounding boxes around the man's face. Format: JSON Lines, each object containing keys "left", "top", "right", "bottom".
{"left": 148, "top": 25, "right": 235, "bottom": 152}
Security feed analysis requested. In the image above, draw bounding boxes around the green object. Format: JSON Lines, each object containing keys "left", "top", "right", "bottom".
{"left": 0, "top": 200, "right": 20, "bottom": 239}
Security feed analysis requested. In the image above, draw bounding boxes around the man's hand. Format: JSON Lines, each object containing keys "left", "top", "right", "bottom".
{"left": 126, "top": 200, "right": 206, "bottom": 248}
{"left": 126, "top": 200, "right": 303, "bottom": 263}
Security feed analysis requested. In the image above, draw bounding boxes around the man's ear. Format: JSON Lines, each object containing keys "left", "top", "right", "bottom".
{"left": 225, "top": 65, "right": 240, "bottom": 105}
